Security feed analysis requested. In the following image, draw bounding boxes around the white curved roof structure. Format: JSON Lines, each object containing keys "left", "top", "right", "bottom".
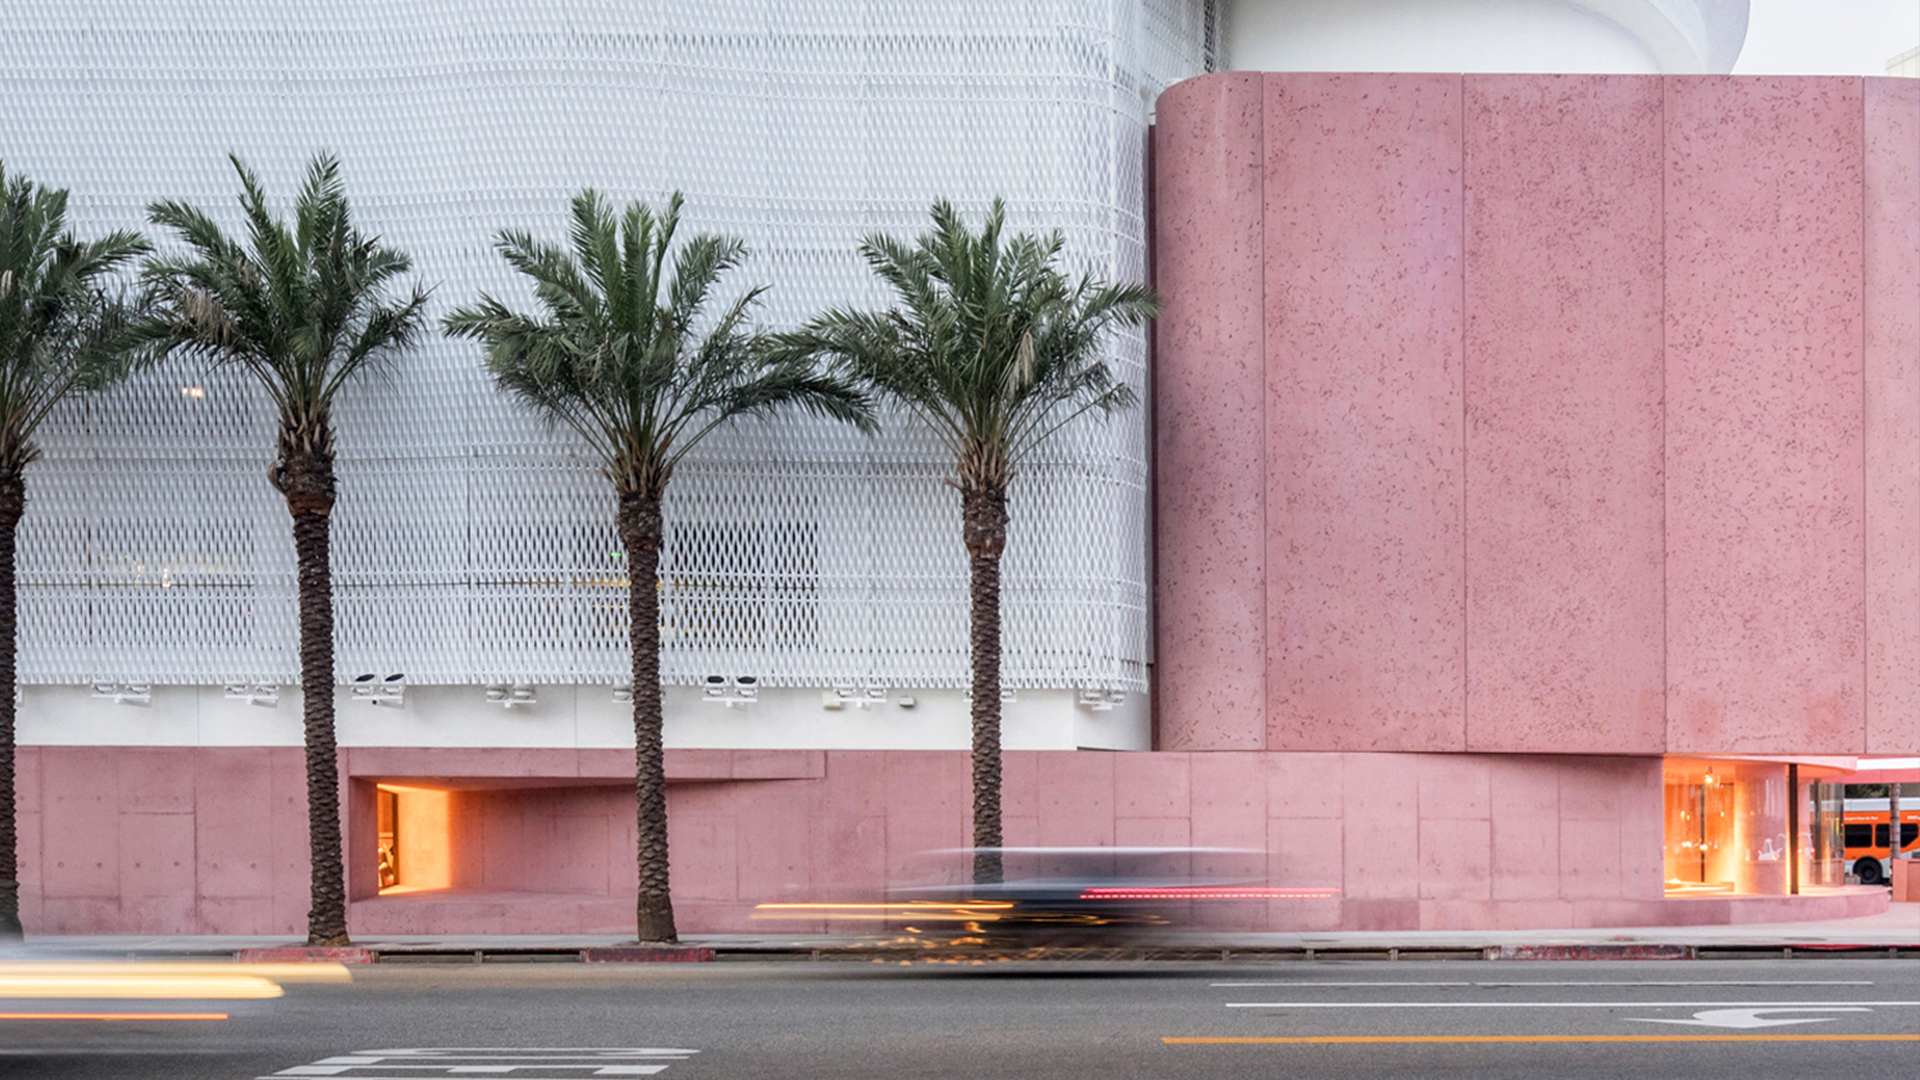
{"left": 1227, "top": 0, "right": 1749, "bottom": 74}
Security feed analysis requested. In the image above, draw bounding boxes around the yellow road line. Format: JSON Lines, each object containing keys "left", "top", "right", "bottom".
{"left": 0, "top": 1012, "right": 229, "bottom": 1021}
{"left": 1166, "top": 1034, "right": 1920, "bottom": 1044}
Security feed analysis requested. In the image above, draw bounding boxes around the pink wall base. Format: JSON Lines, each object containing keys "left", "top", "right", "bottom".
{"left": 18, "top": 746, "right": 1885, "bottom": 936}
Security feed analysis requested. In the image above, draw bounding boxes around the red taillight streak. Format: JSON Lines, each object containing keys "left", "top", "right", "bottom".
{"left": 1077, "top": 887, "right": 1340, "bottom": 900}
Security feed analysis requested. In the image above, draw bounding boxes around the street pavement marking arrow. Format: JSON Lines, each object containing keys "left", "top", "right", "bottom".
{"left": 1630, "top": 1007, "right": 1872, "bottom": 1029}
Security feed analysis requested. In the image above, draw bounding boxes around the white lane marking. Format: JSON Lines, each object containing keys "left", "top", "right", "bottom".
{"left": 1211, "top": 980, "right": 1876, "bottom": 988}
{"left": 1213, "top": 982, "right": 1473, "bottom": 988}
{"left": 1631, "top": 1008, "right": 1873, "bottom": 1029}
{"left": 264, "top": 1047, "right": 697, "bottom": 1078}
{"left": 1223, "top": 1000, "right": 1920, "bottom": 1009}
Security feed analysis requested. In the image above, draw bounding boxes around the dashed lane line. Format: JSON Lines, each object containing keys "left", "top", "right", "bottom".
{"left": 1222, "top": 999, "right": 1920, "bottom": 1009}
{"left": 1165, "top": 1034, "right": 1920, "bottom": 1044}
{"left": 1210, "top": 980, "right": 1878, "bottom": 988}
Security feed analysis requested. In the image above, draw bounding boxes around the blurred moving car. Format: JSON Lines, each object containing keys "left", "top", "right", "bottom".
{"left": 756, "top": 847, "right": 1338, "bottom": 946}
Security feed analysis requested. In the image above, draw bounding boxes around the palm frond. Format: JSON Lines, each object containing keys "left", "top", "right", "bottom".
{"left": 141, "top": 151, "right": 431, "bottom": 472}
{"left": 0, "top": 161, "right": 150, "bottom": 471}
{"left": 444, "top": 189, "right": 873, "bottom": 500}
{"left": 782, "top": 198, "right": 1156, "bottom": 493}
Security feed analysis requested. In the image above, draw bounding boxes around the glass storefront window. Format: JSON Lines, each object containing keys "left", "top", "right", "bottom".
{"left": 1803, "top": 779, "right": 1846, "bottom": 888}
{"left": 1663, "top": 758, "right": 1789, "bottom": 896}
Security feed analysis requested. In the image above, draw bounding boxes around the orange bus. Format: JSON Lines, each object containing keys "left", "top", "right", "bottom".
{"left": 1842, "top": 798, "right": 1918, "bottom": 885}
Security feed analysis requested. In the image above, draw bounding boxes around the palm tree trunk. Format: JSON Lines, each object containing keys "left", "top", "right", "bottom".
{"left": 0, "top": 468, "right": 23, "bottom": 939}
{"left": 963, "top": 487, "right": 1008, "bottom": 886}
{"left": 287, "top": 461, "right": 348, "bottom": 947}
{"left": 621, "top": 490, "right": 676, "bottom": 943}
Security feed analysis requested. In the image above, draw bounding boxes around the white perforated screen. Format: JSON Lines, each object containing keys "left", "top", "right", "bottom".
{"left": 1, "top": 0, "right": 1208, "bottom": 691}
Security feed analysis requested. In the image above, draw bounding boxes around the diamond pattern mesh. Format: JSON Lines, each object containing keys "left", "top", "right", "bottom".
{"left": 1, "top": 0, "right": 1208, "bottom": 691}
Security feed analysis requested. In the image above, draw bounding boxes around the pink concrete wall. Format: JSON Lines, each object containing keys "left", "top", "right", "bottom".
{"left": 1153, "top": 73, "right": 1268, "bottom": 750}
{"left": 1663, "top": 77, "right": 1865, "bottom": 755}
{"left": 1865, "top": 77, "right": 1920, "bottom": 756}
{"left": 352, "top": 749, "right": 1676, "bottom": 934}
{"left": 1261, "top": 74, "right": 1466, "bottom": 752}
{"left": 1155, "top": 72, "right": 1920, "bottom": 756}
{"left": 23, "top": 746, "right": 1884, "bottom": 936}
{"left": 1462, "top": 76, "right": 1666, "bottom": 754}
{"left": 19, "top": 747, "right": 310, "bottom": 935}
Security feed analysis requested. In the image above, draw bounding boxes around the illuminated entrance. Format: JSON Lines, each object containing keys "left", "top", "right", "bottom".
{"left": 373, "top": 785, "right": 452, "bottom": 893}
{"left": 1662, "top": 758, "right": 1847, "bottom": 896}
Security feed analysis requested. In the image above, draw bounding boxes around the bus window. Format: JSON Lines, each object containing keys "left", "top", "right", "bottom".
{"left": 1846, "top": 824, "right": 1874, "bottom": 849}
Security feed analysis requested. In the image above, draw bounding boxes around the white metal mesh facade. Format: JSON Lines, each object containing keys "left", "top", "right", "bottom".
{"left": 0, "top": 1, "right": 1208, "bottom": 692}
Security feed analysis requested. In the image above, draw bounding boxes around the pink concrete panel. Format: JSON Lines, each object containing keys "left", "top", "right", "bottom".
{"left": 1189, "top": 753, "right": 1266, "bottom": 851}
{"left": 1416, "top": 754, "right": 1490, "bottom": 820}
{"left": 1866, "top": 78, "right": 1920, "bottom": 756}
{"left": 347, "top": 780, "right": 379, "bottom": 901}
{"left": 820, "top": 751, "right": 888, "bottom": 819}
{"left": 1000, "top": 816, "right": 1039, "bottom": 848}
{"left": 1418, "top": 817, "right": 1491, "bottom": 900}
{"left": 729, "top": 749, "right": 826, "bottom": 780}
{"left": 665, "top": 750, "right": 733, "bottom": 780}
{"left": 122, "top": 895, "right": 198, "bottom": 936}
{"left": 1115, "top": 816, "right": 1191, "bottom": 849}
{"left": 1263, "top": 751, "right": 1343, "bottom": 818}
{"left": 1421, "top": 901, "right": 1499, "bottom": 930}
{"left": 1665, "top": 77, "right": 1867, "bottom": 754}
{"left": 1338, "top": 753, "right": 1420, "bottom": 899}
{"left": 38, "top": 749, "right": 118, "bottom": 898}
{"left": 1557, "top": 758, "right": 1623, "bottom": 821}
{"left": 1616, "top": 758, "right": 1666, "bottom": 899}
{"left": 118, "top": 748, "right": 196, "bottom": 813}
{"left": 1113, "top": 752, "right": 1189, "bottom": 818}
{"left": 1491, "top": 813, "right": 1562, "bottom": 902}
{"left": 667, "top": 814, "right": 738, "bottom": 901}
{"left": 1560, "top": 818, "right": 1622, "bottom": 898}
{"left": 1034, "top": 752, "right": 1115, "bottom": 848}
{"left": 732, "top": 780, "right": 816, "bottom": 902}
{"left": 883, "top": 753, "right": 967, "bottom": 872}
{"left": 269, "top": 750, "right": 310, "bottom": 925}
{"left": 1152, "top": 72, "right": 1268, "bottom": 751}
{"left": 196, "top": 896, "right": 278, "bottom": 935}
{"left": 1491, "top": 900, "right": 1578, "bottom": 929}
{"left": 809, "top": 814, "right": 885, "bottom": 898}
{"left": 1487, "top": 755, "right": 1562, "bottom": 902}
{"left": 1266, "top": 817, "right": 1343, "bottom": 931}
{"left": 194, "top": 748, "right": 276, "bottom": 900}
{"left": 1263, "top": 73, "right": 1466, "bottom": 752}
{"left": 1462, "top": 75, "right": 1667, "bottom": 754}
{"left": 1342, "top": 898, "right": 1421, "bottom": 931}
{"left": 118, "top": 813, "right": 196, "bottom": 900}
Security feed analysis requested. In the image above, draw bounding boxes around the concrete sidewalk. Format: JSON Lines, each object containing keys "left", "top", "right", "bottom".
{"left": 5, "top": 903, "right": 1913, "bottom": 960}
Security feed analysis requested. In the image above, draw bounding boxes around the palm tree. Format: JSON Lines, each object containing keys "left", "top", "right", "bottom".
{"left": 776, "top": 200, "right": 1155, "bottom": 885}
{"left": 0, "top": 164, "right": 149, "bottom": 939}
{"left": 444, "top": 190, "right": 871, "bottom": 943}
{"left": 141, "top": 153, "right": 429, "bottom": 947}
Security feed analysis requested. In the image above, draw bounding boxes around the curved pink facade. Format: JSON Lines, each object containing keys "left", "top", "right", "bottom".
{"left": 1155, "top": 72, "right": 1920, "bottom": 758}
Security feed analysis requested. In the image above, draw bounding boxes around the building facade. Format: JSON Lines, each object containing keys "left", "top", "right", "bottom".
{"left": 11, "top": 0, "right": 1909, "bottom": 936}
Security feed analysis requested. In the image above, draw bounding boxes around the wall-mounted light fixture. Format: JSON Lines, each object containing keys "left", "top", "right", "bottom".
{"left": 90, "top": 681, "right": 150, "bottom": 706}
{"left": 703, "top": 675, "right": 758, "bottom": 707}
{"left": 224, "top": 682, "right": 279, "bottom": 707}
{"left": 351, "top": 672, "right": 405, "bottom": 707}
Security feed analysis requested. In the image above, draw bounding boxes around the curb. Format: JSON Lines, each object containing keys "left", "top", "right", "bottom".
{"left": 1493, "top": 944, "right": 1691, "bottom": 961}
{"left": 581, "top": 946, "right": 716, "bottom": 963}
{"left": 235, "top": 946, "right": 378, "bottom": 964}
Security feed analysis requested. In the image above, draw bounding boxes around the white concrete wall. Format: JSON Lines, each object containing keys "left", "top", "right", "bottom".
{"left": 17, "top": 684, "right": 1150, "bottom": 752}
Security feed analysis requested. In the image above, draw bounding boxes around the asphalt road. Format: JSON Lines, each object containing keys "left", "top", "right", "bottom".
{"left": 2, "top": 958, "right": 1916, "bottom": 1079}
